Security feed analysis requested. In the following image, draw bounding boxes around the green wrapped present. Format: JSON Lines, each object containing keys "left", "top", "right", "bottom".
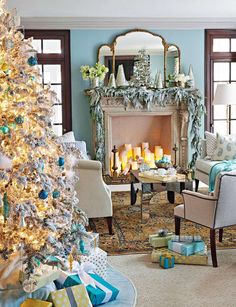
{"left": 55, "top": 269, "right": 119, "bottom": 306}
{"left": 149, "top": 233, "right": 173, "bottom": 248}
{"left": 151, "top": 247, "right": 208, "bottom": 265}
{"left": 21, "top": 299, "right": 52, "bottom": 307}
{"left": 160, "top": 253, "right": 175, "bottom": 269}
{"left": 168, "top": 240, "right": 205, "bottom": 256}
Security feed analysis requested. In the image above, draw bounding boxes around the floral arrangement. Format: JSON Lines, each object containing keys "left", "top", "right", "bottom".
{"left": 80, "top": 62, "right": 109, "bottom": 80}
{"left": 175, "top": 73, "right": 190, "bottom": 84}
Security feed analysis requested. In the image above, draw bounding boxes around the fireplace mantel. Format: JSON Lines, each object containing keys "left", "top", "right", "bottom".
{"left": 86, "top": 86, "right": 204, "bottom": 171}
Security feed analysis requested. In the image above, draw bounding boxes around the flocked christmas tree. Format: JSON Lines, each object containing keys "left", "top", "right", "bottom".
{"left": 130, "top": 49, "right": 152, "bottom": 87}
{"left": 0, "top": 0, "right": 88, "bottom": 285}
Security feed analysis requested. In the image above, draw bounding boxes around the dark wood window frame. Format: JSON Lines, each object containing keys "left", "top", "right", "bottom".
{"left": 205, "top": 29, "right": 236, "bottom": 132}
{"left": 25, "top": 30, "right": 72, "bottom": 134}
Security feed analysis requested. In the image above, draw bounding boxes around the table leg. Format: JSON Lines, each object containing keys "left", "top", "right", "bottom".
{"left": 167, "top": 191, "right": 175, "bottom": 204}
{"left": 130, "top": 182, "right": 139, "bottom": 206}
{"left": 141, "top": 184, "right": 143, "bottom": 223}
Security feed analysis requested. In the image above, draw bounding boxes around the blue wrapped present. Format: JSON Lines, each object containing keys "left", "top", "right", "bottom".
{"left": 159, "top": 253, "right": 175, "bottom": 269}
{"left": 168, "top": 240, "right": 205, "bottom": 256}
{"left": 55, "top": 269, "right": 119, "bottom": 306}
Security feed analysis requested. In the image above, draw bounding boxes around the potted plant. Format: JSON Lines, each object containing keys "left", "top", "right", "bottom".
{"left": 80, "top": 62, "right": 109, "bottom": 88}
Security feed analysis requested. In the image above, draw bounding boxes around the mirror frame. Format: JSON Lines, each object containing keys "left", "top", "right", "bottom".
{"left": 97, "top": 29, "right": 181, "bottom": 88}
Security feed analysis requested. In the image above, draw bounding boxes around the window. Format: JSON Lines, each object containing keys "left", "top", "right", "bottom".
{"left": 205, "top": 30, "right": 236, "bottom": 135}
{"left": 25, "top": 30, "right": 72, "bottom": 136}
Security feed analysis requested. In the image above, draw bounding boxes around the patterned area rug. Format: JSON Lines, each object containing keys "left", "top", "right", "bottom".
{"left": 90, "top": 190, "right": 236, "bottom": 255}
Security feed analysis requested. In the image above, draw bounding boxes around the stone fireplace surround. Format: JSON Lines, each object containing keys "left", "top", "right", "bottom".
{"left": 100, "top": 96, "right": 189, "bottom": 174}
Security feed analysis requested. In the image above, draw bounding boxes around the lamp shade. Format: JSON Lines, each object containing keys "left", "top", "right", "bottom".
{"left": 213, "top": 84, "right": 236, "bottom": 105}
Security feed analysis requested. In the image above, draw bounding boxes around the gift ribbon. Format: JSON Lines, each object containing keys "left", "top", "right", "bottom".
{"left": 66, "top": 287, "right": 78, "bottom": 307}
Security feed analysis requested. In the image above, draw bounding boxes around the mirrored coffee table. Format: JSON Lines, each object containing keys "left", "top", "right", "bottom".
{"left": 130, "top": 170, "right": 193, "bottom": 222}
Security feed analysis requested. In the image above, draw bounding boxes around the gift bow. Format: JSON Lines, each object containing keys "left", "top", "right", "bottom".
{"left": 161, "top": 252, "right": 173, "bottom": 259}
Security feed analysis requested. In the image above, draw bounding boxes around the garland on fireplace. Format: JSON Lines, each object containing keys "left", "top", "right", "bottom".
{"left": 86, "top": 86, "right": 204, "bottom": 169}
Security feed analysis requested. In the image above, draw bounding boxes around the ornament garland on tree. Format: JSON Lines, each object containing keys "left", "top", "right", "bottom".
{"left": 0, "top": 0, "right": 89, "bottom": 284}
{"left": 130, "top": 49, "right": 152, "bottom": 87}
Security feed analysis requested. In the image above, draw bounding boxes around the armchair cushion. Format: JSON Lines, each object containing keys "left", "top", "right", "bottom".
{"left": 205, "top": 131, "right": 217, "bottom": 158}
{"left": 212, "top": 133, "right": 236, "bottom": 161}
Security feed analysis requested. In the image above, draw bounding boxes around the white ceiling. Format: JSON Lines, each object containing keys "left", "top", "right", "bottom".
{"left": 7, "top": 0, "right": 236, "bottom": 18}
{"left": 6, "top": 0, "right": 236, "bottom": 29}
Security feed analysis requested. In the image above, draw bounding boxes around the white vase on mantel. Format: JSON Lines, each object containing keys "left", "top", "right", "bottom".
{"left": 188, "top": 64, "right": 195, "bottom": 88}
{"left": 116, "top": 65, "right": 128, "bottom": 87}
{"left": 91, "top": 77, "right": 100, "bottom": 88}
{"left": 108, "top": 73, "right": 116, "bottom": 88}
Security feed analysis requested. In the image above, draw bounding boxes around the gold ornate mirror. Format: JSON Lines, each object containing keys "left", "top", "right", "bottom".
{"left": 166, "top": 44, "right": 181, "bottom": 80}
{"left": 97, "top": 29, "right": 181, "bottom": 87}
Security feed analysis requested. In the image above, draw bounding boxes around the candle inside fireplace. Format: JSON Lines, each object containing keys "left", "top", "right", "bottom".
{"left": 125, "top": 144, "right": 133, "bottom": 159}
{"left": 150, "top": 153, "right": 156, "bottom": 168}
{"left": 131, "top": 161, "right": 138, "bottom": 170}
{"left": 155, "top": 146, "right": 163, "bottom": 161}
{"left": 133, "top": 147, "right": 141, "bottom": 159}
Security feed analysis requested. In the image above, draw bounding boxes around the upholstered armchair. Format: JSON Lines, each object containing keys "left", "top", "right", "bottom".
{"left": 74, "top": 159, "right": 113, "bottom": 235}
{"left": 174, "top": 171, "right": 236, "bottom": 267}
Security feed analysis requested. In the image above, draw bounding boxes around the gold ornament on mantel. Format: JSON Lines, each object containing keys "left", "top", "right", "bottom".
{"left": 0, "top": 0, "right": 88, "bottom": 284}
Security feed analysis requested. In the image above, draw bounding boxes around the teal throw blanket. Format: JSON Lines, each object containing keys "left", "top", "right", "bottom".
{"left": 209, "top": 160, "right": 236, "bottom": 192}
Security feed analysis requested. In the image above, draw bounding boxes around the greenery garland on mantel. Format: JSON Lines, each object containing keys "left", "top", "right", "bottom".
{"left": 85, "top": 86, "right": 205, "bottom": 169}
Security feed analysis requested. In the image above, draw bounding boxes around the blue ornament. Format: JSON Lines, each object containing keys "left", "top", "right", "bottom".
{"left": 1, "top": 126, "right": 9, "bottom": 134}
{"left": 15, "top": 115, "right": 24, "bottom": 125}
{"left": 79, "top": 239, "right": 85, "bottom": 254}
{"left": 52, "top": 190, "right": 60, "bottom": 199}
{"left": 38, "top": 189, "right": 48, "bottom": 200}
{"left": 27, "top": 56, "right": 38, "bottom": 66}
{"left": 58, "top": 157, "right": 65, "bottom": 167}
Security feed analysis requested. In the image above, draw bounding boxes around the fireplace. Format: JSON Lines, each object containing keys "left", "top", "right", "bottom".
{"left": 100, "top": 97, "right": 189, "bottom": 174}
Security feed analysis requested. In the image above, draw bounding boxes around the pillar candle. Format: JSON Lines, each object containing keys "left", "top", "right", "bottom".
{"left": 142, "top": 142, "right": 149, "bottom": 150}
{"left": 121, "top": 152, "right": 128, "bottom": 169}
{"left": 125, "top": 144, "right": 133, "bottom": 159}
{"left": 144, "top": 151, "right": 151, "bottom": 163}
{"left": 155, "top": 146, "right": 163, "bottom": 161}
{"left": 133, "top": 147, "right": 141, "bottom": 159}
{"left": 149, "top": 153, "right": 156, "bottom": 168}
{"left": 131, "top": 161, "right": 138, "bottom": 170}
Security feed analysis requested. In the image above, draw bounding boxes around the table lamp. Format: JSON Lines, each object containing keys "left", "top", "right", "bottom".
{"left": 213, "top": 84, "right": 236, "bottom": 105}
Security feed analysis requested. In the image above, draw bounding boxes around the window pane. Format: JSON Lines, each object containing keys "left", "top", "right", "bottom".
{"left": 214, "top": 105, "right": 227, "bottom": 120}
{"left": 31, "top": 39, "right": 42, "bottom": 53}
{"left": 52, "top": 104, "right": 62, "bottom": 123}
{"left": 214, "top": 62, "right": 229, "bottom": 81}
{"left": 231, "top": 62, "right": 236, "bottom": 80}
{"left": 230, "top": 121, "right": 236, "bottom": 134}
{"left": 214, "top": 120, "right": 228, "bottom": 135}
{"left": 44, "top": 65, "right": 61, "bottom": 84}
{"left": 231, "top": 39, "right": 236, "bottom": 52}
{"left": 51, "top": 85, "right": 62, "bottom": 103}
{"left": 52, "top": 125, "right": 63, "bottom": 136}
{"left": 43, "top": 39, "right": 61, "bottom": 54}
{"left": 231, "top": 105, "right": 236, "bottom": 119}
{"left": 213, "top": 38, "right": 230, "bottom": 52}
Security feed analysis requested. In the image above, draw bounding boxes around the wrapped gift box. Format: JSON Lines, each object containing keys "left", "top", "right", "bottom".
{"left": 50, "top": 284, "right": 92, "bottom": 307}
{"left": 80, "top": 247, "right": 107, "bottom": 279}
{"left": 149, "top": 233, "right": 173, "bottom": 248}
{"left": 151, "top": 247, "right": 208, "bottom": 265}
{"left": 55, "top": 270, "right": 119, "bottom": 306}
{"left": 21, "top": 299, "right": 52, "bottom": 307}
{"left": 159, "top": 254, "right": 175, "bottom": 269}
{"left": 171, "top": 235, "right": 202, "bottom": 243}
{"left": 168, "top": 240, "right": 205, "bottom": 256}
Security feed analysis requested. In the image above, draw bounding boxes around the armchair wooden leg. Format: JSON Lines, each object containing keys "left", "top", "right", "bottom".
{"left": 175, "top": 216, "right": 181, "bottom": 235}
{"left": 210, "top": 229, "right": 218, "bottom": 267}
{"left": 195, "top": 179, "right": 199, "bottom": 192}
{"left": 219, "top": 228, "right": 223, "bottom": 242}
{"left": 106, "top": 217, "right": 113, "bottom": 235}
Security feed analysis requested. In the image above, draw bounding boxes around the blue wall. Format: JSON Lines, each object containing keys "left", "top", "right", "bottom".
{"left": 71, "top": 29, "right": 205, "bottom": 156}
